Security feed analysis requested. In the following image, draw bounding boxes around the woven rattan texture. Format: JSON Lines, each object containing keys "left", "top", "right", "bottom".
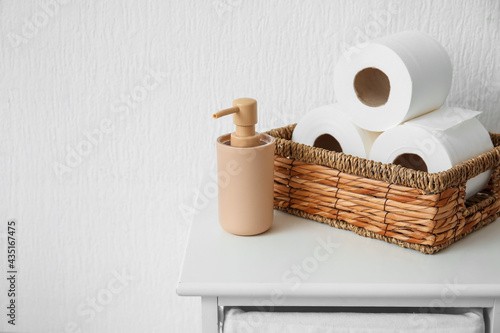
{"left": 266, "top": 124, "right": 500, "bottom": 254}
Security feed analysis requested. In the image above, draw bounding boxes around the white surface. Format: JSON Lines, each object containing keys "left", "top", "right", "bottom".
{"left": 224, "top": 308, "right": 485, "bottom": 333}
{"left": 334, "top": 31, "right": 453, "bottom": 131}
{"left": 0, "top": 0, "right": 499, "bottom": 332}
{"left": 177, "top": 199, "right": 500, "bottom": 298}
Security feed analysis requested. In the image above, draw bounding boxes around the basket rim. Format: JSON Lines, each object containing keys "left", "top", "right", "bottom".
{"left": 266, "top": 124, "right": 500, "bottom": 193}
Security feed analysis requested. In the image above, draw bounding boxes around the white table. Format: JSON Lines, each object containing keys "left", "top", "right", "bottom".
{"left": 177, "top": 196, "right": 500, "bottom": 332}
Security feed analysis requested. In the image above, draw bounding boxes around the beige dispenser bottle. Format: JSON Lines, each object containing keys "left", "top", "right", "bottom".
{"left": 213, "top": 98, "right": 275, "bottom": 236}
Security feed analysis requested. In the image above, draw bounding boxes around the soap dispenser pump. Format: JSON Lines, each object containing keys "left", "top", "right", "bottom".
{"left": 213, "top": 97, "right": 260, "bottom": 147}
{"left": 214, "top": 98, "right": 275, "bottom": 236}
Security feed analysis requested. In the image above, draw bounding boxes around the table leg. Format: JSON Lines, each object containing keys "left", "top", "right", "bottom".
{"left": 490, "top": 298, "right": 500, "bottom": 333}
{"left": 201, "top": 297, "right": 219, "bottom": 333}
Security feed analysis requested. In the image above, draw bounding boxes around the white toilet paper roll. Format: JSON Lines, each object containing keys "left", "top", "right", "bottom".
{"left": 334, "top": 31, "right": 453, "bottom": 131}
{"left": 292, "top": 104, "right": 380, "bottom": 159}
{"left": 370, "top": 107, "right": 493, "bottom": 198}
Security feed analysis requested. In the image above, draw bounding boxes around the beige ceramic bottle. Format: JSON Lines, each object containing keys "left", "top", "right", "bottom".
{"left": 213, "top": 98, "right": 275, "bottom": 236}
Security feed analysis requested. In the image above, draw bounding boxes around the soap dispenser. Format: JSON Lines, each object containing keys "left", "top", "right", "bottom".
{"left": 213, "top": 98, "right": 275, "bottom": 235}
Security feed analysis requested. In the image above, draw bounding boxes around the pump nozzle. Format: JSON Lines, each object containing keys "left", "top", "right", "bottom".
{"left": 213, "top": 98, "right": 260, "bottom": 147}
{"left": 213, "top": 106, "right": 239, "bottom": 119}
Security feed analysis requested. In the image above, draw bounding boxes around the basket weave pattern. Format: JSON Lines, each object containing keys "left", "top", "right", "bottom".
{"left": 266, "top": 124, "right": 500, "bottom": 254}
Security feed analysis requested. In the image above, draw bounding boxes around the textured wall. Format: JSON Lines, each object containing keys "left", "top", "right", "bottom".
{"left": 0, "top": 0, "right": 498, "bottom": 332}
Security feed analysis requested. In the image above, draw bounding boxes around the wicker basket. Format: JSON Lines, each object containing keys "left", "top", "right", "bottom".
{"left": 266, "top": 124, "right": 500, "bottom": 254}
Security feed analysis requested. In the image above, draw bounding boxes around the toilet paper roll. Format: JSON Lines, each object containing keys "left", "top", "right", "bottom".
{"left": 370, "top": 107, "right": 493, "bottom": 198}
{"left": 334, "top": 31, "right": 453, "bottom": 131}
{"left": 292, "top": 104, "right": 381, "bottom": 159}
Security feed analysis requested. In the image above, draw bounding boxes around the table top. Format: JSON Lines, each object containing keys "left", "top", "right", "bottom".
{"left": 177, "top": 194, "right": 500, "bottom": 298}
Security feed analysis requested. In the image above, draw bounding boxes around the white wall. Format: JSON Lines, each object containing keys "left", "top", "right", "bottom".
{"left": 0, "top": 0, "right": 498, "bottom": 332}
